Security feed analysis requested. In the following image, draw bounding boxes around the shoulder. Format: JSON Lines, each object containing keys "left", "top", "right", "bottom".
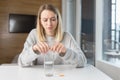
{"left": 63, "top": 31, "right": 73, "bottom": 38}
{"left": 62, "top": 31, "right": 75, "bottom": 41}
{"left": 27, "top": 28, "right": 37, "bottom": 38}
{"left": 30, "top": 28, "right": 37, "bottom": 33}
{"left": 62, "top": 32, "right": 76, "bottom": 44}
{"left": 26, "top": 28, "right": 37, "bottom": 41}
{"left": 29, "top": 28, "right": 37, "bottom": 35}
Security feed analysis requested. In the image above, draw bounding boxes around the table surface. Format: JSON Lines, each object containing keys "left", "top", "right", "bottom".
{"left": 0, "top": 64, "right": 112, "bottom": 80}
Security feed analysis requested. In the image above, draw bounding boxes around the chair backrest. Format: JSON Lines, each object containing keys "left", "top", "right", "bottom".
{"left": 11, "top": 54, "right": 19, "bottom": 63}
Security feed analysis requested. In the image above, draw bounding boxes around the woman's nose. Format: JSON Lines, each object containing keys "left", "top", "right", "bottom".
{"left": 47, "top": 19, "right": 52, "bottom": 25}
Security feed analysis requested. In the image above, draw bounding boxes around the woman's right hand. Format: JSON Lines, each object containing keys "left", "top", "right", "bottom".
{"left": 32, "top": 42, "right": 49, "bottom": 54}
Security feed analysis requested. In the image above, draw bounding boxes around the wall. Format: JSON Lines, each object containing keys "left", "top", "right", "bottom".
{"left": 62, "top": 0, "right": 82, "bottom": 45}
{"left": 96, "top": 60, "right": 120, "bottom": 80}
{"left": 81, "top": 0, "right": 95, "bottom": 41}
{"left": 81, "top": 0, "right": 95, "bottom": 65}
{"left": 0, "top": 0, "right": 61, "bottom": 64}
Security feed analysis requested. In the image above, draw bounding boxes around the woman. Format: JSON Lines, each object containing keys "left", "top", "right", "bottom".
{"left": 18, "top": 4, "right": 87, "bottom": 67}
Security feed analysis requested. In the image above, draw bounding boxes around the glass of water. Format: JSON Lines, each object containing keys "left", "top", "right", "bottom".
{"left": 44, "top": 51, "right": 54, "bottom": 77}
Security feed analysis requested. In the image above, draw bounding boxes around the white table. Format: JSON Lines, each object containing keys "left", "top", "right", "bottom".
{"left": 0, "top": 64, "right": 112, "bottom": 80}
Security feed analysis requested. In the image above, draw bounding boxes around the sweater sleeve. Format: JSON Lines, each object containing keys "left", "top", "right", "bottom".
{"left": 61, "top": 32, "right": 87, "bottom": 68}
{"left": 18, "top": 29, "right": 39, "bottom": 67}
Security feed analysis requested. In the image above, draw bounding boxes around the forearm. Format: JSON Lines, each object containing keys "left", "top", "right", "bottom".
{"left": 18, "top": 46, "right": 39, "bottom": 67}
{"left": 61, "top": 48, "right": 87, "bottom": 67}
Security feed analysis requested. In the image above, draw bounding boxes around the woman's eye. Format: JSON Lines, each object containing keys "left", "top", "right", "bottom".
{"left": 43, "top": 19, "right": 47, "bottom": 22}
{"left": 42, "top": 18, "right": 56, "bottom": 22}
{"left": 51, "top": 18, "right": 56, "bottom": 21}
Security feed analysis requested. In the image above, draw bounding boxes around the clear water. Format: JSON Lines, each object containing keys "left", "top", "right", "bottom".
{"left": 44, "top": 61, "right": 54, "bottom": 77}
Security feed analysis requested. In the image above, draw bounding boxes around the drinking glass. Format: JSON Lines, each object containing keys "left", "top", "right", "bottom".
{"left": 44, "top": 51, "right": 54, "bottom": 77}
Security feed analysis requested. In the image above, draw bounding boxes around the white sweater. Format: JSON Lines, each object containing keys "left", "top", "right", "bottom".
{"left": 18, "top": 29, "right": 87, "bottom": 67}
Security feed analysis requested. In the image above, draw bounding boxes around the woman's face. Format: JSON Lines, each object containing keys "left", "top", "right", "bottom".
{"left": 40, "top": 10, "right": 58, "bottom": 36}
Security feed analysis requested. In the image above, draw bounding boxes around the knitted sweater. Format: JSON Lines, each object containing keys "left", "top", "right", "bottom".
{"left": 18, "top": 29, "right": 87, "bottom": 67}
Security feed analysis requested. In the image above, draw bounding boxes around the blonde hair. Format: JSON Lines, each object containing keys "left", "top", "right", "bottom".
{"left": 36, "top": 4, "right": 63, "bottom": 42}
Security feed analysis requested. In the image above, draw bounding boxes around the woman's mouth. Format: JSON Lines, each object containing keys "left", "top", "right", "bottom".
{"left": 47, "top": 27, "right": 53, "bottom": 30}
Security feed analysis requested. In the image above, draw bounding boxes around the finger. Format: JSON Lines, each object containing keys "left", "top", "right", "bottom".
{"left": 38, "top": 42, "right": 49, "bottom": 53}
{"left": 51, "top": 43, "right": 59, "bottom": 52}
{"left": 60, "top": 46, "right": 66, "bottom": 53}
{"left": 33, "top": 44, "right": 42, "bottom": 53}
{"left": 33, "top": 45, "right": 37, "bottom": 51}
{"left": 56, "top": 43, "right": 62, "bottom": 53}
{"left": 37, "top": 43, "right": 44, "bottom": 53}
{"left": 39, "top": 42, "right": 45, "bottom": 52}
{"left": 43, "top": 42, "right": 49, "bottom": 51}
{"left": 58, "top": 43, "right": 64, "bottom": 53}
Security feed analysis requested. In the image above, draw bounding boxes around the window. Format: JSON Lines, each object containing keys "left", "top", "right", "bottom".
{"left": 103, "top": 0, "right": 120, "bottom": 66}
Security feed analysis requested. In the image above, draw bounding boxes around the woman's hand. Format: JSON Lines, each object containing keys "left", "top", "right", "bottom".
{"left": 50, "top": 42, "right": 66, "bottom": 56}
{"left": 32, "top": 42, "right": 49, "bottom": 54}
{"left": 32, "top": 42, "right": 66, "bottom": 56}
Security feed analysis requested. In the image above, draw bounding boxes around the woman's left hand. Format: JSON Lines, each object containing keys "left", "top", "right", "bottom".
{"left": 50, "top": 42, "right": 66, "bottom": 55}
